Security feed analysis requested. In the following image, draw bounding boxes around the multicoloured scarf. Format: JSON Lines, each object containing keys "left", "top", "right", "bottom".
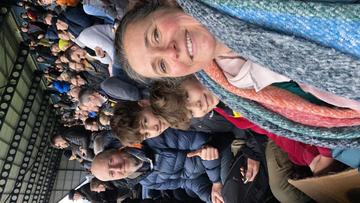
{"left": 177, "top": 0, "right": 360, "bottom": 102}
{"left": 203, "top": 62, "right": 360, "bottom": 128}
{"left": 197, "top": 70, "right": 360, "bottom": 148}
{"left": 176, "top": 0, "right": 360, "bottom": 148}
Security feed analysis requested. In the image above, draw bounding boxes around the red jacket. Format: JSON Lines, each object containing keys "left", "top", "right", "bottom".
{"left": 214, "top": 108, "right": 332, "bottom": 166}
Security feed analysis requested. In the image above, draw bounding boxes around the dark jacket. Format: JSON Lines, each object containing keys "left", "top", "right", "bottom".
{"left": 137, "top": 146, "right": 217, "bottom": 203}
{"left": 190, "top": 105, "right": 264, "bottom": 161}
{"left": 144, "top": 128, "right": 211, "bottom": 151}
{"left": 61, "top": 126, "right": 94, "bottom": 160}
{"left": 131, "top": 129, "right": 222, "bottom": 202}
{"left": 69, "top": 183, "right": 104, "bottom": 203}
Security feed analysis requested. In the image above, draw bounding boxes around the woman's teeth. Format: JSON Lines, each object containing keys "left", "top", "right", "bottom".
{"left": 186, "top": 32, "right": 193, "bottom": 58}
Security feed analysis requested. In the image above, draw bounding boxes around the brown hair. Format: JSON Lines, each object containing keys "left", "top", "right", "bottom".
{"left": 150, "top": 76, "right": 196, "bottom": 129}
{"left": 115, "top": 1, "right": 181, "bottom": 84}
{"left": 110, "top": 101, "right": 145, "bottom": 145}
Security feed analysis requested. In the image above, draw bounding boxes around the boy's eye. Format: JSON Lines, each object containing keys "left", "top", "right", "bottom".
{"left": 159, "top": 60, "right": 167, "bottom": 74}
{"left": 153, "top": 27, "right": 160, "bottom": 43}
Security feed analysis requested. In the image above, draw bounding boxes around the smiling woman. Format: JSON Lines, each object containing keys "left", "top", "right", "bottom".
{"left": 115, "top": 0, "right": 360, "bottom": 149}
{"left": 115, "top": 2, "right": 228, "bottom": 82}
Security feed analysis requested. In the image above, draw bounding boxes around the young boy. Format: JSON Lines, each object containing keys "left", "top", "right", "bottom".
{"left": 110, "top": 100, "right": 237, "bottom": 183}
{"left": 150, "top": 76, "right": 336, "bottom": 203}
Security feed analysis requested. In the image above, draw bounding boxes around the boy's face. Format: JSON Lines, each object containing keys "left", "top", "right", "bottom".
{"left": 181, "top": 79, "right": 219, "bottom": 118}
{"left": 139, "top": 107, "right": 169, "bottom": 139}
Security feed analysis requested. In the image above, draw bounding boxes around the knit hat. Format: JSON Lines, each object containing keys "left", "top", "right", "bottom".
{"left": 58, "top": 39, "right": 70, "bottom": 51}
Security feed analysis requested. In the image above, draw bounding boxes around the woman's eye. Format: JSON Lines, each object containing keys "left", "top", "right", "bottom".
{"left": 153, "top": 28, "right": 160, "bottom": 43}
{"left": 159, "top": 60, "right": 167, "bottom": 73}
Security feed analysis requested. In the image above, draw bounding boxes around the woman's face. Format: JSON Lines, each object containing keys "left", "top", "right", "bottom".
{"left": 182, "top": 79, "right": 219, "bottom": 118}
{"left": 123, "top": 8, "right": 217, "bottom": 78}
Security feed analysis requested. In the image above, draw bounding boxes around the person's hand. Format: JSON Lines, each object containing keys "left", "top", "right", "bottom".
{"left": 69, "top": 154, "right": 77, "bottom": 160}
{"left": 79, "top": 147, "right": 87, "bottom": 156}
{"left": 211, "top": 182, "right": 224, "bottom": 203}
{"left": 37, "top": 34, "right": 44, "bottom": 39}
{"left": 240, "top": 158, "right": 260, "bottom": 183}
{"left": 44, "top": 14, "right": 53, "bottom": 25}
{"left": 94, "top": 47, "right": 106, "bottom": 58}
{"left": 58, "top": 30, "right": 70, "bottom": 40}
{"left": 187, "top": 145, "right": 219, "bottom": 160}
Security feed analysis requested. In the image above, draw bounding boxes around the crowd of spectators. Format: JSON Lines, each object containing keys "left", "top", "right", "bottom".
{"left": 5, "top": 0, "right": 359, "bottom": 203}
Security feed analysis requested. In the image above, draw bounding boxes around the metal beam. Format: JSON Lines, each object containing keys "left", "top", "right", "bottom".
{"left": 0, "top": 43, "right": 28, "bottom": 133}
{"left": 0, "top": 72, "right": 42, "bottom": 200}
{"left": 40, "top": 150, "right": 62, "bottom": 203}
{"left": 22, "top": 116, "right": 56, "bottom": 203}
{"left": 8, "top": 95, "right": 49, "bottom": 203}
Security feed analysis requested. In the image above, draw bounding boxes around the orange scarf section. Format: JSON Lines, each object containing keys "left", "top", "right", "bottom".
{"left": 203, "top": 62, "right": 360, "bottom": 127}
{"left": 56, "top": 0, "right": 80, "bottom": 7}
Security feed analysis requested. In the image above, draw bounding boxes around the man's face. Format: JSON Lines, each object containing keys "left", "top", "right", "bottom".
{"left": 91, "top": 149, "right": 143, "bottom": 181}
{"left": 138, "top": 107, "right": 169, "bottom": 139}
{"left": 85, "top": 122, "right": 99, "bottom": 131}
{"left": 73, "top": 192, "right": 82, "bottom": 200}
{"left": 70, "top": 75, "right": 86, "bottom": 87}
{"left": 70, "top": 47, "right": 87, "bottom": 63}
{"left": 54, "top": 136, "right": 69, "bottom": 149}
{"left": 83, "top": 93, "right": 103, "bottom": 109}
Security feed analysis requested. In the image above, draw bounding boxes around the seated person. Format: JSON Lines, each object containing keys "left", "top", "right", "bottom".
{"left": 63, "top": 149, "right": 91, "bottom": 170}
{"left": 91, "top": 146, "right": 224, "bottom": 203}
{"left": 78, "top": 87, "right": 115, "bottom": 115}
{"left": 90, "top": 177, "right": 131, "bottom": 202}
{"left": 50, "top": 126, "right": 94, "bottom": 160}
{"left": 68, "top": 183, "right": 104, "bottom": 202}
{"left": 84, "top": 117, "right": 100, "bottom": 131}
{"left": 109, "top": 101, "right": 230, "bottom": 168}
{"left": 92, "top": 130, "right": 122, "bottom": 155}
{"left": 149, "top": 76, "right": 339, "bottom": 203}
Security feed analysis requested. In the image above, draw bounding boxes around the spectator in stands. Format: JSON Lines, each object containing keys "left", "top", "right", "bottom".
{"left": 84, "top": 117, "right": 100, "bottom": 131}
{"left": 68, "top": 183, "right": 104, "bottom": 202}
{"left": 91, "top": 145, "right": 224, "bottom": 203}
{"left": 50, "top": 126, "right": 94, "bottom": 160}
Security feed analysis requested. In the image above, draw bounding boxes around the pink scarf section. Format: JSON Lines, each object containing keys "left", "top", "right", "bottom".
{"left": 204, "top": 62, "right": 360, "bottom": 127}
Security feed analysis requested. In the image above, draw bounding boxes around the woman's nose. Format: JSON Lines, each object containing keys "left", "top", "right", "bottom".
{"left": 155, "top": 41, "right": 179, "bottom": 60}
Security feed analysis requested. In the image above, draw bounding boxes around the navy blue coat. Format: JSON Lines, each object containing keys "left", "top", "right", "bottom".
{"left": 139, "top": 129, "right": 222, "bottom": 202}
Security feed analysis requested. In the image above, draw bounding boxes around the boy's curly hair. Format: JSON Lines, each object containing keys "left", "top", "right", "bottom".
{"left": 150, "top": 76, "right": 196, "bottom": 129}
{"left": 110, "top": 101, "right": 145, "bottom": 145}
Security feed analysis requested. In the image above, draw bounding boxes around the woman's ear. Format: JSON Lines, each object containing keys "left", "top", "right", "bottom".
{"left": 138, "top": 99, "right": 151, "bottom": 107}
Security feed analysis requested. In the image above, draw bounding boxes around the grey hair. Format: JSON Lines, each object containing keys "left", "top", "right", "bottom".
{"left": 115, "top": 1, "right": 179, "bottom": 85}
